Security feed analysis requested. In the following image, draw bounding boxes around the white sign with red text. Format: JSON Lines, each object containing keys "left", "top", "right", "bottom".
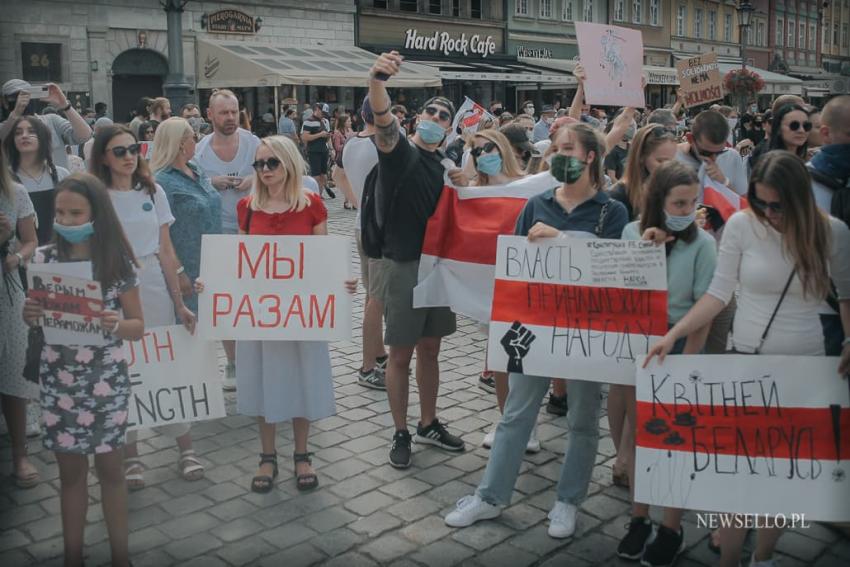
{"left": 198, "top": 235, "right": 352, "bottom": 341}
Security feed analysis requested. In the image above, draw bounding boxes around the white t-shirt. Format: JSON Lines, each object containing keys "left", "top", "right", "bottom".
{"left": 17, "top": 165, "right": 70, "bottom": 194}
{"left": 108, "top": 183, "right": 175, "bottom": 258}
{"left": 302, "top": 175, "right": 320, "bottom": 194}
{"left": 193, "top": 128, "right": 260, "bottom": 233}
{"left": 341, "top": 134, "right": 378, "bottom": 226}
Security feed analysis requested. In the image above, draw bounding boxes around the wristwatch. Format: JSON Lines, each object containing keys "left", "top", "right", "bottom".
{"left": 13, "top": 252, "right": 24, "bottom": 266}
{"left": 60, "top": 102, "right": 72, "bottom": 112}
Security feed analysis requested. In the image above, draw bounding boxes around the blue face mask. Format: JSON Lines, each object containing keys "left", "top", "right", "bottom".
{"left": 416, "top": 120, "right": 446, "bottom": 145}
{"left": 476, "top": 153, "right": 503, "bottom": 176}
{"left": 664, "top": 210, "right": 696, "bottom": 232}
{"left": 53, "top": 221, "right": 95, "bottom": 244}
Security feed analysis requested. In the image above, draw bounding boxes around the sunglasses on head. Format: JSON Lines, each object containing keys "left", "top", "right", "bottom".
{"left": 787, "top": 120, "right": 812, "bottom": 132}
{"left": 750, "top": 195, "right": 783, "bottom": 214}
{"left": 470, "top": 142, "right": 497, "bottom": 159}
{"left": 424, "top": 106, "right": 452, "bottom": 122}
{"left": 109, "top": 144, "right": 142, "bottom": 158}
{"left": 252, "top": 157, "right": 282, "bottom": 172}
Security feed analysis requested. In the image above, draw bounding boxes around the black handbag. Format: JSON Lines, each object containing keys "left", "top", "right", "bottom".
{"left": 23, "top": 326, "right": 44, "bottom": 384}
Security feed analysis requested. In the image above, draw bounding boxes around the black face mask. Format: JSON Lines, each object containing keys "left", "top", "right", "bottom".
{"left": 492, "top": 107, "right": 504, "bottom": 117}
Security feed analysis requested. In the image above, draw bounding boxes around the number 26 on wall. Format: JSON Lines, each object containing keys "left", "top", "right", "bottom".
{"left": 30, "top": 54, "right": 50, "bottom": 68}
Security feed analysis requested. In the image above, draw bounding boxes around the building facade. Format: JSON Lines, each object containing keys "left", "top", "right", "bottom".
{"left": 820, "top": 0, "right": 850, "bottom": 87}
{"left": 2, "top": 0, "right": 358, "bottom": 121}
{"left": 670, "top": 0, "right": 742, "bottom": 63}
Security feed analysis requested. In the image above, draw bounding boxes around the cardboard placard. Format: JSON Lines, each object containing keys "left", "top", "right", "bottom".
{"left": 635, "top": 355, "right": 850, "bottom": 522}
{"left": 198, "top": 235, "right": 352, "bottom": 341}
{"left": 676, "top": 52, "right": 724, "bottom": 107}
{"left": 126, "top": 325, "right": 226, "bottom": 430}
{"left": 487, "top": 236, "right": 667, "bottom": 385}
{"left": 575, "top": 22, "right": 645, "bottom": 108}
{"left": 27, "top": 262, "right": 106, "bottom": 346}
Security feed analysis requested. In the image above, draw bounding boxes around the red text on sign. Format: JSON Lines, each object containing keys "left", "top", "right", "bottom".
{"left": 237, "top": 241, "right": 305, "bottom": 280}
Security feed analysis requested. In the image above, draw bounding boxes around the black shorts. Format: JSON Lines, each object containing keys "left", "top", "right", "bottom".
{"left": 308, "top": 151, "right": 329, "bottom": 176}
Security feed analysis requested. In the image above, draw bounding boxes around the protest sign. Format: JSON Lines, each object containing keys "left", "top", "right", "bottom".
{"left": 635, "top": 355, "right": 850, "bottom": 522}
{"left": 487, "top": 236, "right": 667, "bottom": 384}
{"left": 676, "top": 52, "right": 723, "bottom": 107}
{"left": 198, "top": 234, "right": 352, "bottom": 341}
{"left": 575, "top": 23, "right": 645, "bottom": 108}
{"left": 27, "top": 261, "right": 106, "bottom": 346}
{"left": 414, "top": 172, "right": 558, "bottom": 322}
{"left": 126, "top": 325, "right": 226, "bottom": 431}
{"left": 446, "top": 97, "right": 494, "bottom": 146}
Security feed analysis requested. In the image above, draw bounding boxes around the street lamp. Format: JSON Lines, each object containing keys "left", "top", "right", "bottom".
{"left": 736, "top": 0, "right": 755, "bottom": 132}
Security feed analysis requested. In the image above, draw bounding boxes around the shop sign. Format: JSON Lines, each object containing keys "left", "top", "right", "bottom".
{"left": 404, "top": 28, "right": 497, "bottom": 58}
{"left": 516, "top": 46, "right": 553, "bottom": 59}
{"left": 645, "top": 69, "right": 679, "bottom": 86}
{"left": 205, "top": 9, "right": 256, "bottom": 34}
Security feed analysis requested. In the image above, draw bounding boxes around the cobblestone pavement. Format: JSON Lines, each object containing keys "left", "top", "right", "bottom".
{"left": 1, "top": 198, "right": 847, "bottom": 567}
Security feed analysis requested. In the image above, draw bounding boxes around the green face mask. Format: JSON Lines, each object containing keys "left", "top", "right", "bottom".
{"left": 550, "top": 154, "right": 587, "bottom": 184}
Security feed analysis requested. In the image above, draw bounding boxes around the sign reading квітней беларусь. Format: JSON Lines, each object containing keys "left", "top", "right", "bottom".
{"left": 125, "top": 325, "right": 226, "bottom": 431}
{"left": 635, "top": 355, "right": 850, "bottom": 522}
{"left": 486, "top": 235, "right": 668, "bottom": 385}
{"left": 198, "top": 235, "right": 352, "bottom": 341}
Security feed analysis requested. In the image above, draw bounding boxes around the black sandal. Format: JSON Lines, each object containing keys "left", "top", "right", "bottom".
{"left": 251, "top": 452, "right": 278, "bottom": 493}
{"left": 293, "top": 452, "right": 318, "bottom": 491}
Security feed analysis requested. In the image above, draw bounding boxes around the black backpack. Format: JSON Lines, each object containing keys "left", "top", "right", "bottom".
{"left": 807, "top": 163, "right": 850, "bottom": 228}
{"left": 359, "top": 149, "right": 421, "bottom": 259}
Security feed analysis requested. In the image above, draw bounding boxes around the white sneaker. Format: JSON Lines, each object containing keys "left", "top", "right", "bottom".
{"left": 750, "top": 554, "right": 779, "bottom": 567}
{"left": 526, "top": 435, "right": 541, "bottom": 453}
{"left": 223, "top": 361, "right": 237, "bottom": 392}
{"left": 548, "top": 501, "right": 578, "bottom": 539}
{"left": 26, "top": 403, "right": 41, "bottom": 438}
{"left": 482, "top": 427, "right": 496, "bottom": 449}
{"left": 445, "top": 494, "right": 501, "bottom": 527}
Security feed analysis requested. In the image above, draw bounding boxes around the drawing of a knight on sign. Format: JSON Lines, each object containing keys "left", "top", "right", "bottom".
{"left": 575, "top": 22, "right": 645, "bottom": 108}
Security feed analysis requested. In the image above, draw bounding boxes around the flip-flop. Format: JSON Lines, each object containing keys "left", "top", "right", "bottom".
{"left": 124, "top": 458, "right": 145, "bottom": 491}
{"left": 294, "top": 452, "right": 318, "bottom": 492}
{"left": 178, "top": 450, "right": 205, "bottom": 481}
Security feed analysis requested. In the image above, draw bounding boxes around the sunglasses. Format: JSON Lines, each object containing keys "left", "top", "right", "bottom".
{"left": 696, "top": 146, "right": 728, "bottom": 158}
{"left": 750, "top": 195, "right": 783, "bottom": 214}
{"left": 252, "top": 157, "right": 282, "bottom": 172}
{"left": 424, "top": 106, "right": 452, "bottom": 122}
{"left": 470, "top": 142, "right": 497, "bottom": 159}
{"left": 109, "top": 144, "right": 142, "bottom": 158}
{"left": 787, "top": 120, "right": 812, "bottom": 132}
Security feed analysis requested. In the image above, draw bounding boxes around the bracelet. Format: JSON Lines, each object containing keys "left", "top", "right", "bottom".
{"left": 176, "top": 266, "right": 185, "bottom": 275}
{"left": 112, "top": 319, "right": 121, "bottom": 336}
{"left": 373, "top": 105, "right": 392, "bottom": 116}
{"left": 60, "top": 102, "right": 72, "bottom": 112}
{"left": 14, "top": 252, "right": 24, "bottom": 265}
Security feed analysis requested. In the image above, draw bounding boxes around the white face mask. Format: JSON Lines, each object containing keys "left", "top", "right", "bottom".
{"left": 525, "top": 106, "right": 535, "bottom": 115}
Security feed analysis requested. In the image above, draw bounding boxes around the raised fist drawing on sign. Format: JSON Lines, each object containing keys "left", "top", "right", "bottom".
{"left": 500, "top": 321, "right": 536, "bottom": 374}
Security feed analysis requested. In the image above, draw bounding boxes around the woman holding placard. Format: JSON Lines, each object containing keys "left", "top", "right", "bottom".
{"left": 445, "top": 123, "right": 629, "bottom": 539}
{"left": 198, "top": 135, "right": 354, "bottom": 493}
{"left": 0, "top": 144, "right": 39, "bottom": 488}
{"left": 645, "top": 151, "right": 850, "bottom": 567}
{"left": 22, "top": 173, "right": 144, "bottom": 567}
{"left": 616, "top": 160, "right": 716, "bottom": 566}
{"left": 90, "top": 125, "right": 204, "bottom": 489}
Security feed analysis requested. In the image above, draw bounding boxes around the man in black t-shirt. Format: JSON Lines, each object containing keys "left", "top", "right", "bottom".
{"left": 368, "top": 51, "right": 465, "bottom": 469}
{"left": 301, "top": 103, "right": 333, "bottom": 198}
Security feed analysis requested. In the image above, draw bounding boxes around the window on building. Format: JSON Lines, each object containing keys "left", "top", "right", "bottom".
{"left": 540, "top": 0, "right": 553, "bottom": 18}
{"left": 615, "top": 0, "right": 624, "bottom": 21}
{"left": 724, "top": 13, "right": 732, "bottom": 42}
{"left": 788, "top": 19, "right": 795, "bottom": 47}
{"left": 21, "top": 42, "right": 62, "bottom": 83}
{"left": 694, "top": 8, "right": 703, "bottom": 38}
{"left": 758, "top": 21, "right": 766, "bottom": 46}
{"left": 516, "top": 0, "right": 529, "bottom": 15}
{"left": 583, "top": 0, "right": 594, "bottom": 22}
{"left": 799, "top": 19, "right": 806, "bottom": 49}
{"left": 373, "top": 0, "right": 388, "bottom": 7}
{"left": 824, "top": 23, "right": 829, "bottom": 47}
{"left": 471, "top": 0, "right": 482, "bottom": 18}
{"left": 677, "top": 5, "right": 687, "bottom": 37}
{"left": 708, "top": 10, "right": 716, "bottom": 40}
{"left": 810, "top": 23, "right": 816, "bottom": 50}
{"left": 633, "top": 0, "right": 642, "bottom": 23}
{"left": 399, "top": 0, "right": 417, "bottom": 12}
{"left": 650, "top": 0, "right": 659, "bottom": 25}
{"left": 835, "top": 23, "right": 841, "bottom": 46}
{"left": 777, "top": 17, "right": 784, "bottom": 47}
{"left": 429, "top": 0, "right": 441, "bottom": 15}
{"left": 844, "top": 24, "right": 849, "bottom": 48}
{"left": 563, "top": 0, "right": 574, "bottom": 20}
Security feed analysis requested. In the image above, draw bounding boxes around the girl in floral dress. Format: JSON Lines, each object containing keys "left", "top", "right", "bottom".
{"left": 23, "top": 173, "right": 143, "bottom": 567}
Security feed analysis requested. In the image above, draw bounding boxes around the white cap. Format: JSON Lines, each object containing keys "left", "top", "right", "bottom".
{"left": 2, "top": 79, "right": 32, "bottom": 97}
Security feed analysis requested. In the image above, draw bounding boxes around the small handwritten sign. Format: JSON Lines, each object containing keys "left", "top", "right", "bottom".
{"left": 27, "top": 262, "right": 106, "bottom": 346}
{"left": 676, "top": 53, "right": 724, "bottom": 108}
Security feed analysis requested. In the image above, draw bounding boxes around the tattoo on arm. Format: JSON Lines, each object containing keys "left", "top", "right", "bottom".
{"left": 375, "top": 119, "right": 400, "bottom": 153}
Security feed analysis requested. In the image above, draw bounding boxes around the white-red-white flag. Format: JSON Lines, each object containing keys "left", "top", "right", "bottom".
{"left": 413, "top": 173, "right": 559, "bottom": 322}
{"left": 702, "top": 177, "right": 748, "bottom": 223}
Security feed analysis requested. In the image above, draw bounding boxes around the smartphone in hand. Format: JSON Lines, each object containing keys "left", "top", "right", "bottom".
{"left": 25, "top": 85, "right": 50, "bottom": 99}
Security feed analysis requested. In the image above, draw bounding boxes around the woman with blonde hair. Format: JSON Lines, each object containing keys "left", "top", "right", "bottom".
{"left": 198, "top": 135, "right": 355, "bottom": 493}
{"left": 646, "top": 151, "right": 850, "bottom": 567}
{"left": 151, "top": 117, "right": 222, "bottom": 315}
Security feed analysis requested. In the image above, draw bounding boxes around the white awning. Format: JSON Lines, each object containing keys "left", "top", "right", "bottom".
{"left": 196, "top": 39, "right": 442, "bottom": 88}
{"left": 715, "top": 63, "right": 803, "bottom": 95}
{"left": 519, "top": 57, "right": 677, "bottom": 86}
{"left": 411, "top": 59, "right": 576, "bottom": 85}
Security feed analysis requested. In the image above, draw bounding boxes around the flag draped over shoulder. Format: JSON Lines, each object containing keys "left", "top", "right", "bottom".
{"left": 413, "top": 172, "right": 559, "bottom": 322}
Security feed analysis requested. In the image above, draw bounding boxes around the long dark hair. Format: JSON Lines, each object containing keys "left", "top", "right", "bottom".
{"left": 640, "top": 161, "right": 699, "bottom": 253}
{"left": 2, "top": 116, "right": 58, "bottom": 183}
{"left": 748, "top": 151, "right": 830, "bottom": 299}
{"left": 88, "top": 124, "right": 156, "bottom": 195}
{"left": 768, "top": 104, "right": 809, "bottom": 159}
{"left": 53, "top": 173, "right": 138, "bottom": 288}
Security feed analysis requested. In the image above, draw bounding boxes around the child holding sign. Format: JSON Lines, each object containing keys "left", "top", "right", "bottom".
{"left": 22, "top": 173, "right": 144, "bottom": 567}
{"left": 197, "top": 135, "right": 355, "bottom": 493}
{"left": 616, "top": 161, "right": 716, "bottom": 566}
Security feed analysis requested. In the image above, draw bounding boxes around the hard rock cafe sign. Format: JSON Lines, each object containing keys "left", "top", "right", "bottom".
{"left": 404, "top": 28, "right": 497, "bottom": 58}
